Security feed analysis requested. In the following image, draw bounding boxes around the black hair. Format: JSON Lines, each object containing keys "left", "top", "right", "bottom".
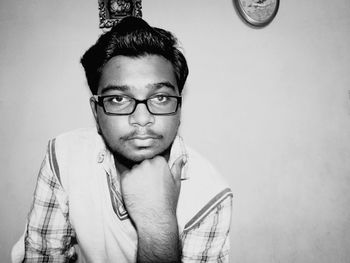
{"left": 81, "top": 16, "right": 189, "bottom": 95}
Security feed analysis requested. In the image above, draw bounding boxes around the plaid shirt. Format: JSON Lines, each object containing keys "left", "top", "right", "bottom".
{"left": 21, "top": 135, "right": 233, "bottom": 262}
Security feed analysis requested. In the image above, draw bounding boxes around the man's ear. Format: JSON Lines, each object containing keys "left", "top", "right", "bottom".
{"left": 90, "top": 97, "right": 102, "bottom": 134}
{"left": 89, "top": 97, "right": 98, "bottom": 122}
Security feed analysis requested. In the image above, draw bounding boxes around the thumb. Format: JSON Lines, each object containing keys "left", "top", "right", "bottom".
{"left": 170, "top": 155, "right": 187, "bottom": 182}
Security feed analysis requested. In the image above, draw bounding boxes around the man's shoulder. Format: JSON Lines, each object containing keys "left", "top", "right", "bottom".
{"left": 51, "top": 127, "right": 104, "bottom": 160}
{"left": 54, "top": 127, "right": 100, "bottom": 142}
{"left": 53, "top": 127, "right": 102, "bottom": 148}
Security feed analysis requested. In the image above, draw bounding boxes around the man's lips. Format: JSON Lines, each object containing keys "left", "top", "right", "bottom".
{"left": 128, "top": 135, "right": 159, "bottom": 140}
{"left": 123, "top": 131, "right": 163, "bottom": 141}
{"left": 126, "top": 135, "right": 162, "bottom": 148}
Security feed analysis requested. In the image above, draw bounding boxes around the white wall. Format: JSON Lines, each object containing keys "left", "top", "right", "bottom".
{"left": 1, "top": 0, "right": 350, "bottom": 262}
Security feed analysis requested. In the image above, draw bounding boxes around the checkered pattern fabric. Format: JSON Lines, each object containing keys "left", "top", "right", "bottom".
{"left": 22, "top": 138, "right": 232, "bottom": 262}
{"left": 24, "top": 140, "right": 77, "bottom": 262}
{"left": 181, "top": 197, "right": 232, "bottom": 262}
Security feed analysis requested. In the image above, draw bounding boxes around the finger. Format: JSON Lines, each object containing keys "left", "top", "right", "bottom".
{"left": 170, "top": 155, "right": 187, "bottom": 182}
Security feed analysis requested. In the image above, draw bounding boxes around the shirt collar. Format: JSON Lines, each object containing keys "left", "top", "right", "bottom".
{"left": 96, "top": 134, "right": 189, "bottom": 180}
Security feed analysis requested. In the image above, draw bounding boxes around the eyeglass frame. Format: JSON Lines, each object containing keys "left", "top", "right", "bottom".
{"left": 91, "top": 94, "right": 182, "bottom": 116}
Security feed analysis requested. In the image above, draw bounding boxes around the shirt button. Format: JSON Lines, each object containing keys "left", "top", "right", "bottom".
{"left": 97, "top": 151, "right": 105, "bottom": 163}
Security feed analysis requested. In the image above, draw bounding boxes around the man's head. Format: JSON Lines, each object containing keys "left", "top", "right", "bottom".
{"left": 81, "top": 17, "right": 189, "bottom": 167}
{"left": 81, "top": 16, "right": 188, "bottom": 95}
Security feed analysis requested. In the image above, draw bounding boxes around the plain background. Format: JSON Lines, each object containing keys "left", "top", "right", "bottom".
{"left": 1, "top": 0, "right": 350, "bottom": 262}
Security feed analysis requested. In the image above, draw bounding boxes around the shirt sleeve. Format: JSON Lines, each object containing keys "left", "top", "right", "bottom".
{"left": 24, "top": 139, "right": 76, "bottom": 262}
{"left": 181, "top": 195, "right": 232, "bottom": 263}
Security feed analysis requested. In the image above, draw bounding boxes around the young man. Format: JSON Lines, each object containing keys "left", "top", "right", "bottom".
{"left": 12, "top": 17, "right": 232, "bottom": 262}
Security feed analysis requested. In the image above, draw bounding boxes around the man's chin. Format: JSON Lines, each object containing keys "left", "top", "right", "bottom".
{"left": 113, "top": 145, "right": 172, "bottom": 167}
{"left": 125, "top": 149, "right": 158, "bottom": 163}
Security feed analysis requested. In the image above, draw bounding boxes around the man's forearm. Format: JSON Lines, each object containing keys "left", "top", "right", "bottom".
{"left": 120, "top": 156, "right": 186, "bottom": 262}
{"left": 135, "top": 215, "right": 181, "bottom": 263}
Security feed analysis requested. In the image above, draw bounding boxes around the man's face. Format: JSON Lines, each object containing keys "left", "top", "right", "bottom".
{"left": 91, "top": 55, "right": 181, "bottom": 163}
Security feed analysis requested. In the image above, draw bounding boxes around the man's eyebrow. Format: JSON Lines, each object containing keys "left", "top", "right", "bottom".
{"left": 100, "top": 82, "right": 177, "bottom": 94}
{"left": 151, "top": 82, "right": 177, "bottom": 91}
{"left": 100, "top": 85, "right": 129, "bottom": 94}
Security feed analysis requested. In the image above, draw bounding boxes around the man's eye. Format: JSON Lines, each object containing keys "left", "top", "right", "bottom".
{"left": 110, "top": 96, "right": 128, "bottom": 104}
{"left": 153, "top": 95, "right": 169, "bottom": 103}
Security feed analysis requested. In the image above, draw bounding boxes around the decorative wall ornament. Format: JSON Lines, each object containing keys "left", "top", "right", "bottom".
{"left": 234, "top": 0, "right": 279, "bottom": 28}
{"left": 98, "top": 0, "right": 142, "bottom": 29}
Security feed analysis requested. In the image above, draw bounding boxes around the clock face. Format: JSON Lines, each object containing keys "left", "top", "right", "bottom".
{"left": 235, "top": 0, "right": 279, "bottom": 27}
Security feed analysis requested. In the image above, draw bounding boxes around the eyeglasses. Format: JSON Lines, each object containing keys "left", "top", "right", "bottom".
{"left": 92, "top": 94, "right": 182, "bottom": 115}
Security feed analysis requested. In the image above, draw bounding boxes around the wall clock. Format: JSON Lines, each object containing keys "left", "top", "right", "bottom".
{"left": 234, "top": 0, "right": 279, "bottom": 28}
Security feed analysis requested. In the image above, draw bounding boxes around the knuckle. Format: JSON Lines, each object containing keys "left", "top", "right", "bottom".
{"left": 139, "top": 159, "right": 151, "bottom": 168}
{"left": 142, "top": 159, "right": 151, "bottom": 165}
{"left": 153, "top": 156, "right": 165, "bottom": 163}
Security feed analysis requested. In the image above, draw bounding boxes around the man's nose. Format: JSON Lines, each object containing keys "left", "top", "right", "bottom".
{"left": 129, "top": 103, "right": 154, "bottom": 126}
